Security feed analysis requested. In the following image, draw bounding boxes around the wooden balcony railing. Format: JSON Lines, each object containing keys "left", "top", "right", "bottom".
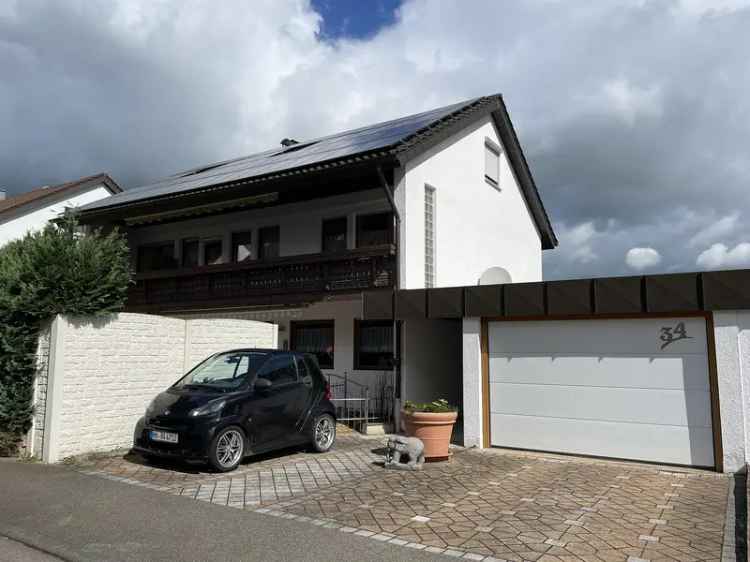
{"left": 127, "top": 244, "right": 396, "bottom": 310}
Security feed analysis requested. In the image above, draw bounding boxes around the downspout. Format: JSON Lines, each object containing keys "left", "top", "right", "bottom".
{"left": 376, "top": 165, "right": 401, "bottom": 289}
{"left": 376, "top": 165, "right": 402, "bottom": 427}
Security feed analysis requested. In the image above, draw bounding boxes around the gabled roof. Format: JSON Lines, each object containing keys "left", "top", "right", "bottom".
{"left": 0, "top": 173, "right": 122, "bottom": 219}
{"left": 80, "top": 95, "right": 557, "bottom": 248}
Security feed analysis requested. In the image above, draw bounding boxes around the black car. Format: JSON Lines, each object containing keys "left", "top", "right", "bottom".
{"left": 133, "top": 349, "right": 336, "bottom": 472}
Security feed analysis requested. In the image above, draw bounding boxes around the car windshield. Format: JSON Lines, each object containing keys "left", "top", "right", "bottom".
{"left": 174, "top": 351, "right": 270, "bottom": 391}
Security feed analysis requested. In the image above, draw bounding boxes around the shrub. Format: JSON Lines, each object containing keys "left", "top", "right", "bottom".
{"left": 402, "top": 399, "right": 457, "bottom": 413}
{"left": 0, "top": 214, "right": 131, "bottom": 455}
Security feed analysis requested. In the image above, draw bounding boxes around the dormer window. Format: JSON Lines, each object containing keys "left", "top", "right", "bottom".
{"left": 485, "top": 138, "right": 501, "bottom": 188}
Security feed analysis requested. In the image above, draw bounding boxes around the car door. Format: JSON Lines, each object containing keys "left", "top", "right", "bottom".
{"left": 292, "top": 354, "right": 318, "bottom": 433}
{"left": 249, "top": 354, "right": 306, "bottom": 447}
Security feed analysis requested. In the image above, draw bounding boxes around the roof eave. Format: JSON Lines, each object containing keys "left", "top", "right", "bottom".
{"left": 492, "top": 98, "right": 558, "bottom": 250}
{"left": 78, "top": 151, "right": 399, "bottom": 221}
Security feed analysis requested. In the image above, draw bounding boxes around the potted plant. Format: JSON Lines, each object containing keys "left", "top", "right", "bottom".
{"left": 401, "top": 399, "right": 458, "bottom": 462}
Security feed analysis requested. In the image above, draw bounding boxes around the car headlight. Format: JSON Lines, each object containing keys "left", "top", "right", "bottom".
{"left": 189, "top": 399, "right": 226, "bottom": 418}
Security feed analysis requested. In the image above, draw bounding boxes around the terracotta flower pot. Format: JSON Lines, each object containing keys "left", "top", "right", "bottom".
{"left": 402, "top": 410, "right": 457, "bottom": 461}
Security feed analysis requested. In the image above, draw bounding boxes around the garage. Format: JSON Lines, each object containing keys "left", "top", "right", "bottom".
{"left": 487, "top": 316, "right": 717, "bottom": 467}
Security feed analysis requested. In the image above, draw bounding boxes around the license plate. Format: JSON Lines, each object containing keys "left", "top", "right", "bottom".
{"left": 149, "top": 430, "right": 178, "bottom": 444}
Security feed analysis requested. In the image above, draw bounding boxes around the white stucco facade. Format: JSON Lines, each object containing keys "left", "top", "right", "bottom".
{"left": 461, "top": 317, "right": 483, "bottom": 448}
{"left": 0, "top": 185, "right": 114, "bottom": 247}
{"left": 399, "top": 115, "right": 543, "bottom": 289}
{"left": 712, "top": 310, "right": 750, "bottom": 472}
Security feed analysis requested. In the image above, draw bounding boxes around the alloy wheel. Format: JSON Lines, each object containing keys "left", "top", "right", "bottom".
{"left": 216, "top": 429, "right": 243, "bottom": 469}
{"left": 314, "top": 416, "right": 334, "bottom": 451}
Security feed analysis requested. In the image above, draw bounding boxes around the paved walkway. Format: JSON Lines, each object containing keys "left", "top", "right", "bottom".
{"left": 73, "top": 435, "right": 738, "bottom": 562}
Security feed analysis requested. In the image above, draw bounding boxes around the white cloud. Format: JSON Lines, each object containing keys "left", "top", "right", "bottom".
{"left": 696, "top": 242, "right": 750, "bottom": 269}
{"left": 677, "top": 0, "right": 750, "bottom": 16}
{"left": 626, "top": 247, "right": 662, "bottom": 270}
{"left": 559, "top": 221, "right": 599, "bottom": 263}
{"left": 601, "top": 79, "right": 663, "bottom": 126}
{"left": 688, "top": 213, "right": 740, "bottom": 247}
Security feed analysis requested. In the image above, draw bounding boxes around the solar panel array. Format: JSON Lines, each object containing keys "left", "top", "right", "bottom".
{"left": 82, "top": 97, "right": 483, "bottom": 212}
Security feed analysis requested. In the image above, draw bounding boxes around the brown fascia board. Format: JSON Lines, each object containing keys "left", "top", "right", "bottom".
{"left": 392, "top": 95, "right": 558, "bottom": 251}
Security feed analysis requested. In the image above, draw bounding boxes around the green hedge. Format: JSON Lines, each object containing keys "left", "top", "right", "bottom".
{"left": 0, "top": 214, "right": 132, "bottom": 455}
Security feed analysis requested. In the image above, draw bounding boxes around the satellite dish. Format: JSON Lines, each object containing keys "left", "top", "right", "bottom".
{"left": 479, "top": 267, "right": 512, "bottom": 286}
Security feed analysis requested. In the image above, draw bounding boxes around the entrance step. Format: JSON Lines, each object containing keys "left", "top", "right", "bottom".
{"left": 365, "top": 423, "right": 392, "bottom": 436}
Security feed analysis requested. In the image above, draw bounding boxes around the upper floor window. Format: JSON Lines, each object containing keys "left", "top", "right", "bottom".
{"left": 259, "top": 225, "right": 280, "bottom": 259}
{"left": 322, "top": 217, "right": 347, "bottom": 253}
{"left": 137, "top": 242, "right": 176, "bottom": 272}
{"left": 485, "top": 138, "right": 501, "bottom": 188}
{"left": 356, "top": 212, "right": 393, "bottom": 248}
{"left": 182, "top": 239, "right": 199, "bottom": 268}
{"left": 204, "top": 239, "right": 224, "bottom": 266}
{"left": 232, "top": 231, "right": 253, "bottom": 263}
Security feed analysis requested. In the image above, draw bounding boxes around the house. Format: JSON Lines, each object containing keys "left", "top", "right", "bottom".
{"left": 0, "top": 173, "right": 122, "bottom": 247}
{"left": 73, "top": 94, "right": 750, "bottom": 474}
{"left": 77, "top": 94, "right": 557, "bottom": 428}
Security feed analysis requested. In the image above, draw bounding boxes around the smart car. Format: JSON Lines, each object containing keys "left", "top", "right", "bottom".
{"left": 133, "top": 349, "right": 336, "bottom": 471}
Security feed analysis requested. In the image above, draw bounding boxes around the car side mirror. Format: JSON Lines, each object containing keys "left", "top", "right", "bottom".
{"left": 255, "top": 378, "right": 272, "bottom": 390}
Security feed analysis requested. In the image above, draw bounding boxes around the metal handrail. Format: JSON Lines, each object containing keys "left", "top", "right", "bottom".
{"left": 324, "top": 372, "right": 393, "bottom": 434}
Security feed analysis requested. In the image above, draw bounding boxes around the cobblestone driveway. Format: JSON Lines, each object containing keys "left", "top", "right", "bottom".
{"left": 75, "top": 434, "right": 735, "bottom": 562}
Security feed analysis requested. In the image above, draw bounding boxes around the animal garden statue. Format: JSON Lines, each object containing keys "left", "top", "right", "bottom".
{"left": 384, "top": 435, "right": 425, "bottom": 470}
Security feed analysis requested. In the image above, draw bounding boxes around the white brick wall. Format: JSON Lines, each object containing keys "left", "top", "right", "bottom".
{"left": 29, "top": 322, "right": 52, "bottom": 457}
{"left": 183, "top": 318, "right": 277, "bottom": 372}
{"left": 34, "top": 312, "right": 276, "bottom": 462}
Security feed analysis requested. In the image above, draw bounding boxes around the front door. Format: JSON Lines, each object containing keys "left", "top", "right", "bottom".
{"left": 248, "top": 354, "right": 308, "bottom": 447}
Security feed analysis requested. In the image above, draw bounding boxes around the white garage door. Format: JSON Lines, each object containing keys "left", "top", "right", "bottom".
{"left": 488, "top": 316, "right": 715, "bottom": 467}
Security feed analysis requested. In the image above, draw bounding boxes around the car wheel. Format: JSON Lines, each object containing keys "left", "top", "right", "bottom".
{"left": 208, "top": 426, "right": 245, "bottom": 472}
{"left": 310, "top": 413, "right": 336, "bottom": 453}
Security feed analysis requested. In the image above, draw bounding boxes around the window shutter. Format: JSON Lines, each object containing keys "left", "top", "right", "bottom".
{"left": 485, "top": 140, "right": 500, "bottom": 186}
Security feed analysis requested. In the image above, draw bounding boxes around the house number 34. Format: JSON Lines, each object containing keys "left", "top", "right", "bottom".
{"left": 659, "top": 321, "right": 692, "bottom": 349}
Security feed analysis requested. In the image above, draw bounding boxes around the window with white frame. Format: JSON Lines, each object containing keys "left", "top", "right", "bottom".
{"left": 424, "top": 184, "right": 436, "bottom": 288}
{"left": 485, "top": 138, "right": 501, "bottom": 188}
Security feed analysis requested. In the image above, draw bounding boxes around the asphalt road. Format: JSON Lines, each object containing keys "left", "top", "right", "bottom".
{"left": 0, "top": 460, "right": 444, "bottom": 562}
{"left": 0, "top": 536, "right": 62, "bottom": 561}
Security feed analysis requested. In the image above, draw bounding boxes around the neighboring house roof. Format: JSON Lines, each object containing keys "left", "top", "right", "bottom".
{"left": 0, "top": 173, "right": 122, "bottom": 220}
{"left": 80, "top": 95, "right": 557, "bottom": 248}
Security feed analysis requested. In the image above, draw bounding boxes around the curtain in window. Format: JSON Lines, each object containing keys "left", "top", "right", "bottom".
{"left": 292, "top": 322, "right": 334, "bottom": 368}
{"left": 294, "top": 327, "right": 332, "bottom": 353}
{"left": 360, "top": 324, "right": 393, "bottom": 353}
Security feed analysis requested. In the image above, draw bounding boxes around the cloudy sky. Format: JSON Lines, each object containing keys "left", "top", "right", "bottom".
{"left": 1, "top": 0, "right": 748, "bottom": 279}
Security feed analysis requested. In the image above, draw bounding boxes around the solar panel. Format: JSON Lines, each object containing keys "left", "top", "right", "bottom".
{"left": 81, "top": 96, "right": 486, "bottom": 212}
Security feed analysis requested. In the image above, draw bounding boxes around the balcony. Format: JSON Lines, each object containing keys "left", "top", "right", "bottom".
{"left": 126, "top": 244, "right": 396, "bottom": 311}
